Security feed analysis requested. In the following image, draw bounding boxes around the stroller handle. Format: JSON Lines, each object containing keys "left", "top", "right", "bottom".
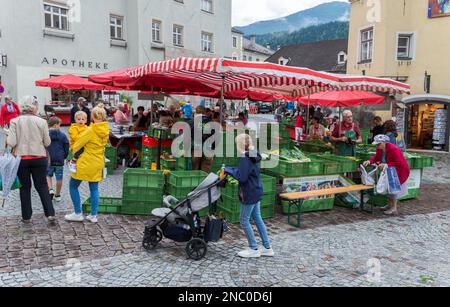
{"left": 163, "top": 195, "right": 179, "bottom": 209}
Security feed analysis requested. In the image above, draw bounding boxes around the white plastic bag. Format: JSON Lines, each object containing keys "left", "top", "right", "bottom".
{"left": 360, "top": 165, "right": 377, "bottom": 186}
{"left": 376, "top": 166, "right": 389, "bottom": 195}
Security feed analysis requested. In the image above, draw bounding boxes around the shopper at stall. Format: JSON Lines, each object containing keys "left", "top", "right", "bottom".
{"left": 309, "top": 116, "right": 327, "bottom": 140}
{"left": 224, "top": 134, "right": 274, "bottom": 258}
{"left": 1, "top": 96, "right": 21, "bottom": 127}
{"left": 6, "top": 96, "right": 56, "bottom": 223}
{"left": 181, "top": 101, "right": 193, "bottom": 119}
{"left": 383, "top": 120, "right": 399, "bottom": 146}
{"left": 236, "top": 112, "right": 248, "bottom": 127}
{"left": 363, "top": 134, "right": 410, "bottom": 215}
{"left": 190, "top": 106, "right": 213, "bottom": 173}
{"left": 295, "top": 111, "right": 305, "bottom": 143}
{"left": 314, "top": 107, "right": 324, "bottom": 123}
{"left": 114, "top": 103, "right": 128, "bottom": 124}
{"left": 331, "top": 110, "right": 362, "bottom": 156}
{"left": 371, "top": 116, "right": 385, "bottom": 143}
{"left": 147, "top": 104, "right": 160, "bottom": 126}
{"left": 133, "top": 106, "right": 148, "bottom": 131}
{"left": 158, "top": 110, "right": 175, "bottom": 128}
{"left": 47, "top": 116, "right": 69, "bottom": 202}
{"left": 65, "top": 107, "right": 110, "bottom": 223}
{"left": 70, "top": 97, "right": 91, "bottom": 126}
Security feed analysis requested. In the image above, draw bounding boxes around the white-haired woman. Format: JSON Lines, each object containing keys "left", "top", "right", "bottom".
{"left": 114, "top": 103, "right": 128, "bottom": 124}
{"left": 6, "top": 96, "right": 56, "bottom": 223}
{"left": 224, "top": 134, "right": 274, "bottom": 258}
{"left": 331, "top": 110, "right": 362, "bottom": 156}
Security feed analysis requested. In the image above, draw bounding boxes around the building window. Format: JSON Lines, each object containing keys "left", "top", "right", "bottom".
{"left": 248, "top": 56, "right": 253, "bottom": 61}
{"left": 397, "top": 34, "right": 413, "bottom": 60}
{"left": 152, "top": 20, "right": 162, "bottom": 43}
{"left": 243, "top": 55, "right": 247, "bottom": 61}
{"left": 256, "top": 58, "right": 260, "bottom": 62}
{"left": 232, "top": 36, "right": 238, "bottom": 48}
{"left": 201, "top": 32, "right": 213, "bottom": 53}
{"left": 338, "top": 51, "right": 347, "bottom": 64}
{"left": 173, "top": 25, "right": 184, "bottom": 46}
{"left": 202, "top": 0, "right": 213, "bottom": 13}
{"left": 359, "top": 27, "right": 374, "bottom": 63}
{"left": 110, "top": 15, "right": 124, "bottom": 40}
{"left": 44, "top": 3, "right": 69, "bottom": 31}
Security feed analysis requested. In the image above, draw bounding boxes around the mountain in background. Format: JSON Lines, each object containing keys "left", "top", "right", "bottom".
{"left": 256, "top": 21, "right": 349, "bottom": 50}
{"left": 235, "top": 1, "right": 350, "bottom": 36}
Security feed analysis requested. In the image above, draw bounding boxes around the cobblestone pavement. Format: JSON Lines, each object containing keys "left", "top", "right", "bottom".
{"left": 1, "top": 123, "right": 450, "bottom": 287}
{"left": 0, "top": 211, "right": 448, "bottom": 287}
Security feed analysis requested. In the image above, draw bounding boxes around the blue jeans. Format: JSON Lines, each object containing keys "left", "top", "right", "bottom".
{"left": 70, "top": 178, "right": 99, "bottom": 216}
{"left": 240, "top": 202, "right": 271, "bottom": 250}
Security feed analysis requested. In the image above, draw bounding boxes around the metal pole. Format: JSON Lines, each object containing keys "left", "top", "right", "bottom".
{"left": 150, "top": 85, "right": 154, "bottom": 125}
{"left": 306, "top": 86, "right": 311, "bottom": 133}
{"left": 220, "top": 75, "right": 225, "bottom": 125}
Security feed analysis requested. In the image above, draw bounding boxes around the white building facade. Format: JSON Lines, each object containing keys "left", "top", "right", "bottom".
{"left": 0, "top": 0, "right": 232, "bottom": 107}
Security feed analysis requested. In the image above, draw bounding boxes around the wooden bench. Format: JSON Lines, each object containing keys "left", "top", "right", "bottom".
{"left": 280, "top": 185, "right": 375, "bottom": 228}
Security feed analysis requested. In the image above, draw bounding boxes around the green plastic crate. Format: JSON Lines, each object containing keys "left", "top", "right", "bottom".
{"left": 167, "top": 185, "right": 197, "bottom": 200}
{"left": 106, "top": 163, "right": 115, "bottom": 175}
{"left": 121, "top": 200, "right": 162, "bottom": 216}
{"left": 142, "top": 145, "right": 158, "bottom": 156}
{"left": 123, "top": 187, "right": 164, "bottom": 202}
{"left": 421, "top": 155, "right": 433, "bottom": 168}
{"left": 123, "top": 169, "right": 165, "bottom": 189}
{"left": 176, "top": 157, "right": 192, "bottom": 171}
{"left": 219, "top": 193, "right": 276, "bottom": 212}
{"left": 82, "top": 197, "right": 122, "bottom": 214}
{"left": 281, "top": 198, "right": 334, "bottom": 214}
{"left": 161, "top": 158, "right": 177, "bottom": 171}
{"left": 271, "top": 159, "right": 323, "bottom": 177}
{"left": 141, "top": 155, "right": 155, "bottom": 164}
{"left": 216, "top": 204, "right": 275, "bottom": 224}
{"left": 168, "top": 171, "right": 208, "bottom": 187}
{"left": 105, "top": 145, "right": 118, "bottom": 167}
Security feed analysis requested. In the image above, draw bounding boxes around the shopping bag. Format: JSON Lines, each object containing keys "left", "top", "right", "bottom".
{"left": 360, "top": 165, "right": 377, "bottom": 186}
{"left": 386, "top": 167, "right": 402, "bottom": 195}
{"left": 376, "top": 167, "right": 389, "bottom": 195}
{"left": 204, "top": 216, "right": 224, "bottom": 243}
{"left": 0, "top": 176, "right": 21, "bottom": 191}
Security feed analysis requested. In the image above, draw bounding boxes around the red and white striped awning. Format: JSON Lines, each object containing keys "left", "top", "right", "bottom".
{"left": 92, "top": 57, "right": 411, "bottom": 97}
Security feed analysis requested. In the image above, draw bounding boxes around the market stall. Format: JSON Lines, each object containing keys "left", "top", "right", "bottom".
{"left": 35, "top": 74, "right": 121, "bottom": 125}
{"left": 84, "top": 57, "right": 426, "bottom": 222}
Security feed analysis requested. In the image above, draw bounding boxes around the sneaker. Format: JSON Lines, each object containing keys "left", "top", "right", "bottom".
{"left": 54, "top": 195, "right": 62, "bottom": 202}
{"left": 22, "top": 219, "right": 32, "bottom": 224}
{"left": 105, "top": 157, "right": 111, "bottom": 163}
{"left": 47, "top": 216, "right": 57, "bottom": 222}
{"left": 86, "top": 215, "right": 98, "bottom": 223}
{"left": 384, "top": 208, "right": 398, "bottom": 216}
{"left": 237, "top": 249, "right": 261, "bottom": 258}
{"left": 49, "top": 189, "right": 55, "bottom": 200}
{"left": 69, "top": 161, "right": 77, "bottom": 173}
{"left": 380, "top": 205, "right": 391, "bottom": 211}
{"left": 64, "top": 213, "right": 84, "bottom": 222}
{"left": 260, "top": 248, "right": 275, "bottom": 257}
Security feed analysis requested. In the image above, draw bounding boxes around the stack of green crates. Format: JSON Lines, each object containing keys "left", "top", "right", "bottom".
{"left": 216, "top": 174, "right": 277, "bottom": 223}
{"left": 105, "top": 145, "right": 117, "bottom": 175}
{"left": 176, "top": 157, "right": 192, "bottom": 171}
{"left": 121, "top": 169, "right": 165, "bottom": 215}
{"left": 161, "top": 158, "right": 177, "bottom": 171}
{"left": 264, "top": 158, "right": 323, "bottom": 178}
{"left": 141, "top": 145, "right": 158, "bottom": 168}
{"left": 167, "top": 171, "right": 209, "bottom": 216}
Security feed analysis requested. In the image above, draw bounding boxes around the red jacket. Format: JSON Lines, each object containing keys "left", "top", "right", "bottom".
{"left": 0, "top": 102, "right": 21, "bottom": 127}
{"left": 370, "top": 143, "right": 410, "bottom": 185}
{"left": 295, "top": 115, "right": 305, "bottom": 129}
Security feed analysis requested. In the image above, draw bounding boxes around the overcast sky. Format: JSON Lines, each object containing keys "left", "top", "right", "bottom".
{"left": 232, "top": 0, "right": 344, "bottom": 26}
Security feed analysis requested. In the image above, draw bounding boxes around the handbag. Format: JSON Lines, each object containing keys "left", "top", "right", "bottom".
{"left": 204, "top": 216, "right": 224, "bottom": 243}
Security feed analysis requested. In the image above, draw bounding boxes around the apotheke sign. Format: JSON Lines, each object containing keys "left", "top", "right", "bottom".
{"left": 41, "top": 57, "right": 109, "bottom": 70}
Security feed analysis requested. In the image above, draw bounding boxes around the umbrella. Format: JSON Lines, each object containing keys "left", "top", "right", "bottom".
{"left": 0, "top": 151, "right": 22, "bottom": 207}
{"left": 36, "top": 74, "right": 121, "bottom": 91}
{"left": 298, "top": 91, "right": 385, "bottom": 108}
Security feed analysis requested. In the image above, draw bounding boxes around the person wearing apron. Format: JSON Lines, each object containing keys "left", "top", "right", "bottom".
{"left": 331, "top": 110, "right": 363, "bottom": 156}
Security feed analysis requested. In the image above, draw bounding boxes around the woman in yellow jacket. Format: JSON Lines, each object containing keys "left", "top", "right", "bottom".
{"left": 65, "top": 107, "right": 110, "bottom": 223}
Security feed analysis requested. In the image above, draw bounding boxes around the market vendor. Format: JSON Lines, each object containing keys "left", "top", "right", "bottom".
{"left": 147, "top": 104, "right": 160, "bottom": 126}
{"left": 309, "top": 116, "right": 326, "bottom": 140}
{"left": 331, "top": 110, "right": 362, "bottom": 156}
{"left": 114, "top": 103, "right": 128, "bottom": 124}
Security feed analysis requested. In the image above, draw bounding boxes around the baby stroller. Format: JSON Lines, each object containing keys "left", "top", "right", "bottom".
{"left": 142, "top": 173, "right": 226, "bottom": 260}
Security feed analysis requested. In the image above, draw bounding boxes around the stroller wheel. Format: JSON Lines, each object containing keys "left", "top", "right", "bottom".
{"left": 142, "top": 229, "right": 163, "bottom": 251}
{"left": 186, "top": 238, "right": 207, "bottom": 261}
